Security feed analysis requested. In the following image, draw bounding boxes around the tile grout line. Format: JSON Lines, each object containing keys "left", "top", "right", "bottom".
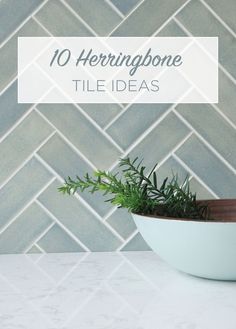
{"left": 116, "top": 229, "right": 139, "bottom": 251}
{"left": 108, "top": 0, "right": 145, "bottom": 36}
{"left": 32, "top": 243, "right": 46, "bottom": 253}
{"left": 105, "top": 0, "right": 125, "bottom": 19}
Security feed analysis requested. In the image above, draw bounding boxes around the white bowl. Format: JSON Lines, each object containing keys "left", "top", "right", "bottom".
{"left": 132, "top": 200, "right": 236, "bottom": 280}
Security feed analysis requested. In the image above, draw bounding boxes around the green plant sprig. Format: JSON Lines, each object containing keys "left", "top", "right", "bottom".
{"left": 58, "top": 157, "right": 210, "bottom": 220}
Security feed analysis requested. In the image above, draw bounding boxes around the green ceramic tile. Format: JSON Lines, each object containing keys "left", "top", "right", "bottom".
{"left": 177, "top": 0, "right": 236, "bottom": 79}
{"left": 130, "top": 112, "right": 190, "bottom": 172}
{"left": 107, "top": 104, "right": 170, "bottom": 150}
{"left": 0, "top": 18, "right": 48, "bottom": 92}
{"left": 66, "top": 0, "right": 121, "bottom": 35}
{"left": 38, "top": 180, "right": 121, "bottom": 251}
{"left": 176, "top": 104, "right": 236, "bottom": 168}
{"left": 176, "top": 135, "right": 236, "bottom": 197}
{"left": 0, "top": 111, "right": 53, "bottom": 185}
{"left": 35, "top": 0, "right": 92, "bottom": 36}
{"left": 112, "top": 0, "right": 186, "bottom": 36}
{"left": 204, "top": 0, "right": 236, "bottom": 33}
{"left": 37, "top": 134, "right": 112, "bottom": 216}
{"left": 121, "top": 233, "right": 151, "bottom": 251}
{"left": 0, "top": 158, "right": 52, "bottom": 229}
{"left": 37, "top": 224, "right": 85, "bottom": 252}
{"left": 0, "top": 0, "right": 43, "bottom": 43}
{"left": 37, "top": 104, "right": 121, "bottom": 169}
{"left": 0, "top": 203, "right": 52, "bottom": 254}
{"left": 106, "top": 208, "right": 136, "bottom": 240}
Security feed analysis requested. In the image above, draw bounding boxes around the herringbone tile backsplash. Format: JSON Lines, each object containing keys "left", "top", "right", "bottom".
{"left": 0, "top": 0, "right": 236, "bottom": 253}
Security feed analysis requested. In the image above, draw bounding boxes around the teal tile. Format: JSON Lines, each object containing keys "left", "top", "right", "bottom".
{"left": 0, "top": 158, "right": 52, "bottom": 229}
{"left": 111, "top": 0, "right": 141, "bottom": 15}
{"left": 38, "top": 180, "right": 121, "bottom": 251}
{"left": 66, "top": 0, "right": 121, "bottom": 35}
{"left": 177, "top": 0, "right": 236, "bottom": 78}
{"left": 112, "top": 0, "right": 186, "bottom": 36}
{"left": 189, "top": 177, "right": 215, "bottom": 200}
{"left": 37, "top": 224, "right": 85, "bottom": 252}
{"left": 107, "top": 104, "right": 170, "bottom": 150}
{"left": 130, "top": 112, "right": 190, "bottom": 172}
{"left": 0, "top": 82, "right": 31, "bottom": 137}
{"left": 79, "top": 104, "right": 122, "bottom": 128}
{"left": 37, "top": 134, "right": 112, "bottom": 216}
{"left": 176, "top": 135, "right": 236, "bottom": 197}
{"left": 157, "top": 19, "right": 187, "bottom": 37}
{"left": 106, "top": 208, "right": 136, "bottom": 240}
{"left": 0, "top": 18, "right": 48, "bottom": 92}
{"left": 176, "top": 104, "right": 236, "bottom": 168}
{"left": 204, "top": 0, "right": 236, "bottom": 33}
{"left": 35, "top": 0, "right": 92, "bottom": 36}
{"left": 0, "top": 0, "right": 43, "bottom": 43}
{"left": 0, "top": 111, "right": 53, "bottom": 185}
{"left": 121, "top": 233, "right": 151, "bottom": 251}
{"left": 37, "top": 104, "right": 121, "bottom": 168}
{"left": 0, "top": 203, "right": 52, "bottom": 254}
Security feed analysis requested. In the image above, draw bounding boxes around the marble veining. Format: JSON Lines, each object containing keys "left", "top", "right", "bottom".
{"left": 0, "top": 251, "right": 236, "bottom": 328}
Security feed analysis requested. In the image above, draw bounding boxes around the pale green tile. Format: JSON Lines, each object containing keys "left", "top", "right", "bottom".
{"left": 0, "top": 0, "right": 43, "bottom": 43}
{"left": 156, "top": 156, "right": 188, "bottom": 184}
{"left": 0, "top": 111, "right": 53, "bottom": 185}
{"left": 27, "top": 245, "right": 42, "bottom": 254}
{"left": 79, "top": 104, "right": 122, "bottom": 128}
{"left": 35, "top": 0, "right": 92, "bottom": 36}
{"left": 0, "top": 18, "right": 48, "bottom": 92}
{"left": 0, "top": 203, "right": 52, "bottom": 254}
{"left": 218, "top": 71, "right": 236, "bottom": 125}
{"left": 204, "top": 0, "right": 236, "bottom": 33}
{"left": 189, "top": 177, "right": 215, "bottom": 200}
{"left": 38, "top": 180, "right": 121, "bottom": 251}
{"left": 106, "top": 208, "right": 136, "bottom": 240}
{"left": 130, "top": 112, "right": 190, "bottom": 172}
{"left": 176, "top": 135, "right": 236, "bottom": 197}
{"left": 37, "top": 134, "right": 112, "bottom": 216}
{"left": 107, "top": 104, "right": 170, "bottom": 150}
{"left": 177, "top": 0, "right": 236, "bottom": 78}
{"left": 37, "top": 224, "right": 85, "bottom": 253}
{"left": 111, "top": 0, "right": 140, "bottom": 15}
{"left": 176, "top": 104, "right": 236, "bottom": 168}
{"left": 66, "top": 0, "right": 121, "bottom": 35}
{"left": 37, "top": 104, "right": 121, "bottom": 168}
{"left": 0, "top": 81, "right": 31, "bottom": 137}
{"left": 157, "top": 19, "right": 187, "bottom": 37}
{"left": 112, "top": 0, "right": 186, "bottom": 36}
{"left": 0, "top": 158, "right": 52, "bottom": 229}
{"left": 121, "top": 233, "right": 151, "bottom": 251}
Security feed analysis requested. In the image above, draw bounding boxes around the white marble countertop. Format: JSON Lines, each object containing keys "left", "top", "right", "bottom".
{"left": 0, "top": 251, "right": 236, "bottom": 329}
